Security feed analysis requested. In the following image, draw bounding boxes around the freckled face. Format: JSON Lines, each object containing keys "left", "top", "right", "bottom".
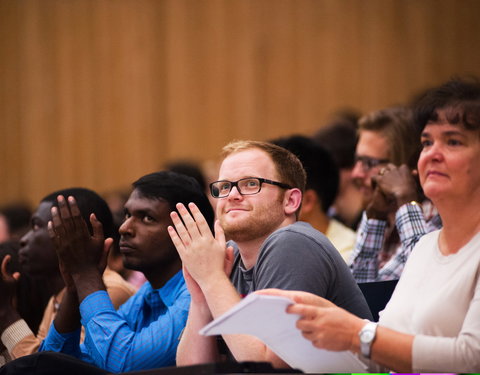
{"left": 215, "top": 149, "right": 287, "bottom": 243}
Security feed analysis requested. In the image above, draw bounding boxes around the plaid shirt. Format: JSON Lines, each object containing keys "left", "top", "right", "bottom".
{"left": 350, "top": 202, "right": 442, "bottom": 282}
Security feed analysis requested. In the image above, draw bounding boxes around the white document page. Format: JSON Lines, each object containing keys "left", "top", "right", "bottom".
{"left": 200, "top": 293, "right": 367, "bottom": 373}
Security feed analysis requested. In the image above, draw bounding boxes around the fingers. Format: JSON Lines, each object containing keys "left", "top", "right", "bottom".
{"left": 224, "top": 245, "right": 235, "bottom": 276}
{"left": 169, "top": 210, "right": 193, "bottom": 248}
{"left": 47, "top": 220, "right": 61, "bottom": 253}
{"left": 188, "top": 203, "right": 213, "bottom": 237}
{"left": 90, "top": 213, "right": 105, "bottom": 240}
{"left": 51, "top": 196, "right": 92, "bottom": 239}
{"left": 169, "top": 202, "right": 214, "bottom": 250}
{"left": 51, "top": 205, "right": 67, "bottom": 239}
{"left": 289, "top": 304, "right": 320, "bottom": 319}
{"left": 256, "top": 288, "right": 295, "bottom": 298}
{"left": 57, "top": 195, "right": 76, "bottom": 235}
{"left": 214, "top": 220, "right": 226, "bottom": 245}
{"left": 99, "top": 238, "right": 113, "bottom": 271}
{"left": 167, "top": 224, "right": 186, "bottom": 258}
{"left": 68, "top": 196, "right": 91, "bottom": 237}
{"left": 176, "top": 203, "right": 201, "bottom": 237}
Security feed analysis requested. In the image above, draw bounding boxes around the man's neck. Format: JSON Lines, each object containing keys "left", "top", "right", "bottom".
{"left": 236, "top": 236, "right": 269, "bottom": 270}
{"left": 236, "top": 219, "right": 295, "bottom": 269}
{"left": 302, "top": 210, "right": 330, "bottom": 234}
{"left": 144, "top": 257, "right": 182, "bottom": 289}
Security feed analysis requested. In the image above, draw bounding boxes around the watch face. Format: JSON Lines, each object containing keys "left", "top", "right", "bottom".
{"left": 361, "top": 330, "right": 375, "bottom": 342}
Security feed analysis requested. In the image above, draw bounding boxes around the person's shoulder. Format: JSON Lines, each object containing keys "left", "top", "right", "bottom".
{"left": 267, "top": 221, "right": 331, "bottom": 245}
{"left": 262, "top": 222, "right": 339, "bottom": 259}
{"left": 416, "top": 229, "right": 440, "bottom": 246}
{"left": 408, "top": 229, "right": 441, "bottom": 260}
{"left": 327, "top": 218, "right": 356, "bottom": 239}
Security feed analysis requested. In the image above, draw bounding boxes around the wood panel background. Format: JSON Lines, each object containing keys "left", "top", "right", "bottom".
{"left": 1, "top": 0, "right": 480, "bottom": 206}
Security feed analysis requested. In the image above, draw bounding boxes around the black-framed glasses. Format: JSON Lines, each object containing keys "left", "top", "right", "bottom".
{"left": 209, "top": 177, "right": 292, "bottom": 198}
{"left": 354, "top": 155, "right": 389, "bottom": 172}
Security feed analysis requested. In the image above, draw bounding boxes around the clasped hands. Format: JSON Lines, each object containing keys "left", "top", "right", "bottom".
{"left": 367, "top": 164, "right": 419, "bottom": 220}
{"left": 168, "top": 203, "right": 233, "bottom": 291}
{"left": 47, "top": 196, "right": 112, "bottom": 290}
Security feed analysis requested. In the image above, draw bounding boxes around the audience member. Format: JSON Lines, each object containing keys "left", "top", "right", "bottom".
{"left": 0, "top": 241, "right": 52, "bottom": 346}
{"left": 40, "top": 171, "right": 214, "bottom": 372}
{"left": 271, "top": 135, "right": 356, "bottom": 261}
{"left": 349, "top": 107, "right": 441, "bottom": 282}
{"left": 0, "top": 203, "right": 32, "bottom": 243}
{"left": 258, "top": 77, "right": 480, "bottom": 373}
{"left": 169, "top": 140, "right": 372, "bottom": 368}
{"left": 313, "top": 110, "right": 363, "bottom": 229}
{"left": 104, "top": 189, "right": 147, "bottom": 289}
{"left": 0, "top": 188, "right": 135, "bottom": 363}
{"left": 0, "top": 241, "right": 21, "bottom": 366}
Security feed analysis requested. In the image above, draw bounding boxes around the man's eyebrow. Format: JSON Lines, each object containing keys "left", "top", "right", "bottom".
{"left": 127, "top": 207, "right": 157, "bottom": 217}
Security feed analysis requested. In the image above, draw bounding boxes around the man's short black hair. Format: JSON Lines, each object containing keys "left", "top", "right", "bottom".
{"left": 132, "top": 171, "right": 215, "bottom": 231}
{"left": 271, "top": 135, "right": 339, "bottom": 212}
{"left": 164, "top": 160, "right": 207, "bottom": 191}
{"left": 41, "top": 187, "right": 116, "bottom": 240}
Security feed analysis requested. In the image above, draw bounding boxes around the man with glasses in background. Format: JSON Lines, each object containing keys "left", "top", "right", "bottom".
{"left": 169, "top": 140, "right": 372, "bottom": 369}
{"left": 349, "top": 107, "right": 442, "bottom": 282}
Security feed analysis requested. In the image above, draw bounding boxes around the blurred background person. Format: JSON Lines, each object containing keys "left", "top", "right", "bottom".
{"left": 0, "top": 203, "right": 32, "bottom": 243}
{"left": 313, "top": 110, "right": 363, "bottom": 230}
{"left": 349, "top": 107, "right": 441, "bottom": 282}
{"left": 272, "top": 134, "right": 356, "bottom": 262}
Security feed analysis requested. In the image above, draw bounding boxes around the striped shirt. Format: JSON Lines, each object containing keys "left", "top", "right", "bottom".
{"left": 350, "top": 202, "right": 442, "bottom": 282}
{"left": 39, "top": 271, "right": 190, "bottom": 373}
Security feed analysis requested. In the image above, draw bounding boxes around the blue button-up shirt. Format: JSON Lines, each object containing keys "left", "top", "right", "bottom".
{"left": 40, "top": 271, "right": 190, "bottom": 373}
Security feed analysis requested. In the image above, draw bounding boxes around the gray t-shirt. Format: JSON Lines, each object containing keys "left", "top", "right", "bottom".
{"left": 229, "top": 221, "right": 372, "bottom": 319}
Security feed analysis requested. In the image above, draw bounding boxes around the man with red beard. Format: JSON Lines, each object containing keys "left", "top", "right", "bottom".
{"left": 169, "top": 140, "right": 371, "bottom": 369}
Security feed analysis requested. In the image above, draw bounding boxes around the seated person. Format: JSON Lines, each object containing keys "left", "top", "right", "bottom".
{"left": 40, "top": 171, "right": 215, "bottom": 373}
{"left": 258, "top": 77, "right": 480, "bottom": 373}
{"left": 0, "top": 241, "right": 21, "bottom": 366}
{"left": 313, "top": 109, "right": 363, "bottom": 229}
{"left": 272, "top": 134, "right": 356, "bottom": 262}
{"left": 349, "top": 107, "right": 441, "bottom": 282}
{"left": 0, "top": 188, "right": 135, "bottom": 363}
{"left": 169, "top": 140, "right": 372, "bottom": 368}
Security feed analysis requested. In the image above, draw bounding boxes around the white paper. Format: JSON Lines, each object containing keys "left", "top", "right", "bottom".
{"left": 200, "top": 293, "right": 367, "bottom": 373}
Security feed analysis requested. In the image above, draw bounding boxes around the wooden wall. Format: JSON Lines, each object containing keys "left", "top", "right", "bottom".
{"left": 1, "top": 0, "right": 480, "bottom": 206}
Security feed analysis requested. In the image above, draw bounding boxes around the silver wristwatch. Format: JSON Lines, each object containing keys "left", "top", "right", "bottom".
{"left": 359, "top": 321, "right": 378, "bottom": 358}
